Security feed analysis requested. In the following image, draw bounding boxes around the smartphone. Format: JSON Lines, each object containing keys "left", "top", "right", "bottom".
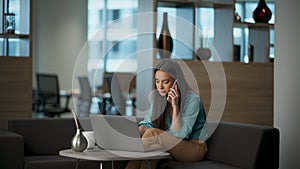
{"left": 167, "top": 80, "right": 177, "bottom": 99}
{"left": 171, "top": 80, "right": 177, "bottom": 89}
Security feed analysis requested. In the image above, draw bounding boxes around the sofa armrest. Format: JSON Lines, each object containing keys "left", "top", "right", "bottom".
{"left": 206, "top": 121, "right": 279, "bottom": 169}
{"left": 255, "top": 128, "right": 279, "bottom": 169}
{"left": 0, "top": 130, "right": 24, "bottom": 169}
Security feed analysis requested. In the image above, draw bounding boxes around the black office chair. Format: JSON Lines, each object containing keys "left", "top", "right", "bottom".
{"left": 36, "top": 73, "right": 70, "bottom": 117}
{"left": 102, "top": 73, "right": 126, "bottom": 115}
{"left": 77, "top": 76, "right": 94, "bottom": 117}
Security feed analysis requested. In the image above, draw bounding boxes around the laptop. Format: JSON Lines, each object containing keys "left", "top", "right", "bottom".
{"left": 90, "top": 115, "right": 164, "bottom": 152}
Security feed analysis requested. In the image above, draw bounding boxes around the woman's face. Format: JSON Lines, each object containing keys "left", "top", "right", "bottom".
{"left": 155, "top": 70, "right": 175, "bottom": 96}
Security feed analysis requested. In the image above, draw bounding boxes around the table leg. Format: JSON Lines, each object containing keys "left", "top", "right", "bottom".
{"left": 111, "top": 160, "right": 114, "bottom": 169}
{"left": 145, "top": 160, "right": 152, "bottom": 169}
{"left": 75, "top": 158, "right": 80, "bottom": 169}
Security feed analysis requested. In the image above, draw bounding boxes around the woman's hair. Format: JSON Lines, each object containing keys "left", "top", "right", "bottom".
{"left": 151, "top": 59, "right": 192, "bottom": 129}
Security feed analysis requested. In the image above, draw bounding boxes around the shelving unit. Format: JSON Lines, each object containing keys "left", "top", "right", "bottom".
{"left": 154, "top": 0, "right": 274, "bottom": 62}
{"left": 0, "top": 0, "right": 32, "bottom": 129}
{"left": 233, "top": 21, "right": 274, "bottom": 62}
{"left": 144, "top": 0, "right": 274, "bottom": 126}
{"left": 0, "top": 0, "right": 31, "bottom": 57}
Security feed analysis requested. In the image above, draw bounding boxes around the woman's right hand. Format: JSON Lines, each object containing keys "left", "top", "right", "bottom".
{"left": 139, "top": 125, "right": 147, "bottom": 136}
{"left": 167, "top": 83, "right": 180, "bottom": 109}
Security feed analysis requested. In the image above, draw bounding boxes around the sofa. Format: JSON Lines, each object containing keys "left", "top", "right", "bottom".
{"left": 0, "top": 118, "right": 279, "bottom": 169}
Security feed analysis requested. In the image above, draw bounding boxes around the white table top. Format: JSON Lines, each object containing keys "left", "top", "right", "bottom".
{"left": 59, "top": 148, "right": 171, "bottom": 161}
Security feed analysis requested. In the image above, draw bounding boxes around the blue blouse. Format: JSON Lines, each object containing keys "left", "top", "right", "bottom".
{"left": 139, "top": 91, "right": 207, "bottom": 141}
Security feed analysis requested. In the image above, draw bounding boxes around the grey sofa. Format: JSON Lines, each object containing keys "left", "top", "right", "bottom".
{"left": 0, "top": 118, "right": 279, "bottom": 169}
{"left": 158, "top": 121, "right": 279, "bottom": 169}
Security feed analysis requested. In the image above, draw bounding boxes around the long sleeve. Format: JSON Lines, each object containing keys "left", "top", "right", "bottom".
{"left": 167, "top": 93, "right": 204, "bottom": 139}
{"left": 138, "top": 105, "right": 155, "bottom": 128}
{"left": 138, "top": 92, "right": 207, "bottom": 140}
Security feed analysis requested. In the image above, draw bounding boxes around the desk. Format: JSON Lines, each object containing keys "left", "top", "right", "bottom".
{"left": 59, "top": 90, "right": 75, "bottom": 112}
{"left": 95, "top": 91, "right": 136, "bottom": 115}
{"left": 59, "top": 148, "right": 170, "bottom": 169}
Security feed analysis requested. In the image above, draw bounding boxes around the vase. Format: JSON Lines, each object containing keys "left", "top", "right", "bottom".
{"left": 196, "top": 30, "right": 211, "bottom": 61}
{"left": 196, "top": 47, "right": 211, "bottom": 61}
{"left": 71, "top": 129, "right": 88, "bottom": 152}
{"left": 248, "top": 45, "right": 254, "bottom": 62}
{"left": 233, "top": 45, "right": 241, "bottom": 62}
{"left": 157, "top": 12, "right": 173, "bottom": 59}
{"left": 253, "top": 0, "right": 272, "bottom": 23}
{"left": 4, "top": 13, "right": 15, "bottom": 34}
{"left": 234, "top": 12, "right": 241, "bottom": 22}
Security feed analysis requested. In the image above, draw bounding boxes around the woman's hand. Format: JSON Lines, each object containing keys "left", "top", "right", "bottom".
{"left": 167, "top": 83, "right": 182, "bottom": 131}
{"left": 139, "top": 125, "right": 147, "bottom": 136}
{"left": 167, "top": 83, "right": 180, "bottom": 109}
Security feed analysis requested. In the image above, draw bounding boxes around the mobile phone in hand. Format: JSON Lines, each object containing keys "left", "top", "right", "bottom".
{"left": 167, "top": 80, "right": 177, "bottom": 99}
{"left": 171, "top": 80, "right": 177, "bottom": 89}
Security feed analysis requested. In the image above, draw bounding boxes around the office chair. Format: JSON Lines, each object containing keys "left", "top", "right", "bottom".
{"left": 102, "top": 73, "right": 126, "bottom": 115}
{"left": 77, "top": 76, "right": 94, "bottom": 117}
{"left": 36, "top": 73, "right": 70, "bottom": 117}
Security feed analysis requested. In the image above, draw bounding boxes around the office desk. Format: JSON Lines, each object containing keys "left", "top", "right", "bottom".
{"left": 59, "top": 148, "right": 170, "bottom": 169}
{"left": 59, "top": 90, "right": 75, "bottom": 112}
{"left": 95, "top": 91, "right": 136, "bottom": 115}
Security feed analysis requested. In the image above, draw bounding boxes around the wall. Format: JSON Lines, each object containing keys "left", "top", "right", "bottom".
{"left": 32, "top": 0, "right": 87, "bottom": 92}
{"left": 274, "top": 0, "right": 300, "bottom": 168}
{"left": 0, "top": 57, "right": 32, "bottom": 129}
{"left": 185, "top": 61, "right": 273, "bottom": 126}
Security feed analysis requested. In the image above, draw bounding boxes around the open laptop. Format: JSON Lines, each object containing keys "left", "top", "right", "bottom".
{"left": 90, "top": 115, "right": 164, "bottom": 152}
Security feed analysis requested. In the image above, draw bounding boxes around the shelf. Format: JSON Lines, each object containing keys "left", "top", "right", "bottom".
{"left": 157, "top": 0, "right": 191, "bottom": 2}
{"left": 0, "top": 34, "right": 30, "bottom": 39}
{"left": 0, "top": 55, "right": 30, "bottom": 58}
{"left": 195, "top": 1, "right": 233, "bottom": 8}
{"left": 157, "top": 0, "right": 233, "bottom": 8}
{"left": 236, "top": 0, "right": 274, "bottom": 2}
{"left": 157, "top": 0, "right": 194, "bottom": 8}
{"left": 155, "top": 0, "right": 274, "bottom": 62}
{"left": 233, "top": 22, "right": 274, "bottom": 29}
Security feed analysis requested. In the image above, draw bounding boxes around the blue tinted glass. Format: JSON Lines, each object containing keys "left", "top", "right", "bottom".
{"left": 88, "top": 0, "right": 138, "bottom": 72}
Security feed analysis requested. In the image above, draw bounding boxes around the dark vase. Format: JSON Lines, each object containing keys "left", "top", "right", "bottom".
{"left": 157, "top": 12, "right": 173, "bottom": 59}
{"left": 253, "top": 0, "right": 272, "bottom": 23}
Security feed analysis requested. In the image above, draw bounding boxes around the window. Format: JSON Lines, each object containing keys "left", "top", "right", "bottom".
{"left": 87, "top": 0, "right": 138, "bottom": 73}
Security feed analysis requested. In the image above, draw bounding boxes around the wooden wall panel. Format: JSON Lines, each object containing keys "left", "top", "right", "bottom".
{"left": 0, "top": 57, "right": 32, "bottom": 129}
{"left": 184, "top": 61, "right": 273, "bottom": 126}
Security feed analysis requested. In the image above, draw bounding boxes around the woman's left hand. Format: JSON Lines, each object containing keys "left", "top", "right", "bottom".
{"left": 167, "top": 84, "right": 180, "bottom": 108}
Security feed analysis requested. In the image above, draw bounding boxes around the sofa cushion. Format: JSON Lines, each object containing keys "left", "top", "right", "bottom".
{"left": 24, "top": 155, "right": 100, "bottom": 169}
{"left": 158, "top": 160, "right": 242, "bottom": 169}
{"left": 0, "top": 130, "right": 24, "bottom": 169}
{"left": 206, "top": 121, "right": 279, "bottom": 169}
{"left": 9, "top": 118, "right": 77, "bottom": 155}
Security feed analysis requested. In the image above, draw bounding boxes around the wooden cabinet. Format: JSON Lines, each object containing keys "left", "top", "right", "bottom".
{"left": 154, "top": 0, "right": 274, "bottom": 62}
{"left": 0, "top": 0, "right": 32, "bottom": 129}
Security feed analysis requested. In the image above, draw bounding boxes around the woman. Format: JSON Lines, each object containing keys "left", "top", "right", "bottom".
{"left": 126, "top": 59, "right": 208, "bottom": 169}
